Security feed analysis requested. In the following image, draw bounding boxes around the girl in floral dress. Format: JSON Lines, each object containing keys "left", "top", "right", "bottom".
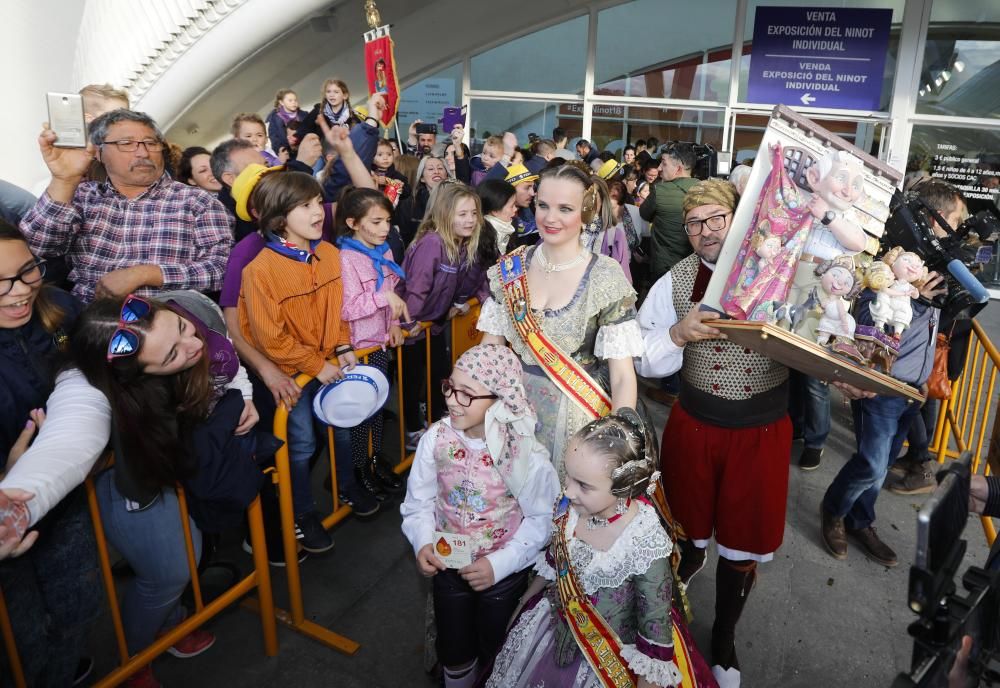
{"left": 401, "top": 344, "right": 560, "bottom": 688}
{"left": 486, "top": 410, "right": 716, "bottom": 688}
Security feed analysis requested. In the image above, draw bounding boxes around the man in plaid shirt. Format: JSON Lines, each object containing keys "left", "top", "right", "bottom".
{"left": 21, "top": 109, "right": 233, "bottom": 303}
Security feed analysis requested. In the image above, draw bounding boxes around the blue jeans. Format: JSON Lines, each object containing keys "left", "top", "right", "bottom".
{"left": 789, "top": 371, "right": 831, "bottom": 449}
{"left": 904, "top": 398, "right": 940, "bottom": 462}
{"left": 0, "top": 488, "right": 100, "bottom": 688}
{"left": 96, "top": 470, "right": 202, "bottom": 655}
{"left": 823, "top": 395, "right": 922, "bottom": 530}
{"left": 287, "top": 380, "right": 321, "bottom": 516}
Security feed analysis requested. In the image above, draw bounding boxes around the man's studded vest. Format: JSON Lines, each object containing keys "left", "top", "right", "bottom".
{"left": 671, "top": 254, "right": 789, "bottom": 427}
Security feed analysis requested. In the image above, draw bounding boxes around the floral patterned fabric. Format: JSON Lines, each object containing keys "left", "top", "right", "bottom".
{"left": 486, "top": 502, "right": 683, "bottom": 687}
{"left": 433, "top": 422, "right": 522, "bottom": 560}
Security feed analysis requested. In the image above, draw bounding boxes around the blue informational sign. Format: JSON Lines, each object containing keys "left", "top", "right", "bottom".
{"left": 747, "top": 6, "right": 892, "bottom": 111}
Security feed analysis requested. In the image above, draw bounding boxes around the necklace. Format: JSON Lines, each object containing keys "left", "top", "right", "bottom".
{"left": 536, "top": 246, "right": 587, "bottom": 275}
{"left": 585, "top": 498, "right": 631, "bottom": 530}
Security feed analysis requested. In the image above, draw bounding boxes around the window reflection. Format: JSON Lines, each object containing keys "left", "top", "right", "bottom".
{"left": 595, "top": 48, "right": 732, "bottom": 101}
{"left": 917, "top": 37, "right": 1000, "bottom": 119}
{"left": 908, "top": 125, "right": 1000, "bottom": 287}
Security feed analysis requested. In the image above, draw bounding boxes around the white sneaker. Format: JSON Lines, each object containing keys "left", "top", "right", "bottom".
{"left": 711, "top": 665, "right": 741, "bottom": 688}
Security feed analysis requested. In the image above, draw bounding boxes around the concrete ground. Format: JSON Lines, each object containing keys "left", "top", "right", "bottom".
{"left": 84, "top": 303, "right": 1000, "bottom": 688}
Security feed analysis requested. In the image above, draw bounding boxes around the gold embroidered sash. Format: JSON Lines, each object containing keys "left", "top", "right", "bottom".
{"left": 552, "top": 497, "right": 636, "bottom": 688}
{"left": 499, "top": 247, "right": 612, "bottom": 420}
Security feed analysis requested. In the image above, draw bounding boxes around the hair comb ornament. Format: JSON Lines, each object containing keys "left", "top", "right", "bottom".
{"left": 646, "top": 470, "right": 661, "bottom": 496}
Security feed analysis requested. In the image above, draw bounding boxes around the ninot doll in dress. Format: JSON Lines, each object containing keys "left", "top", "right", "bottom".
{"left": 813, "top": 255, "right": 866, "bottom": 363}
{"left": 868, "top": 247, "right": 926, "bottom": 337}
{"left": 401, "top": 344, "right": 560, "bottom": 688}
{"left": 486, "top": 409, "right": 716, "bottom": 688}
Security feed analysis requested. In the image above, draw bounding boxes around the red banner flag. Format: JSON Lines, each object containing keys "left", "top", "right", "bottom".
{"left": 364, "top": 33, "right": 400, "bottom": 127}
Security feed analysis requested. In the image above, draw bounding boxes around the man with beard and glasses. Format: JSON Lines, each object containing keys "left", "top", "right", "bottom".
{"left": 635, "top": 179, "right": 790, "bottom": 688}
{"left": 21, "top": 109, "right": 233, "bottom": 303}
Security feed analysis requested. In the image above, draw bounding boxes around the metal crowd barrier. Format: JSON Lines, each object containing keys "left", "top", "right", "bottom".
{"left": 257, "top": 301, "right": 482, "bottom": 653}
{"left": 0, "top": 483, "right": 278, "bottom": 688}
{"left": 929, "top": 320, "right": 1000, "bottom": 545}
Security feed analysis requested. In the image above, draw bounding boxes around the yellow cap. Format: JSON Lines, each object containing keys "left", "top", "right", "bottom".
{"left": 504, "top": 164, "right": 538, "bottom": 186}
{"left": 597, "top": 159, "right": 621, "bottom": 180}
{"left": 232, "top": 164, "right": 284, "bottom": 222}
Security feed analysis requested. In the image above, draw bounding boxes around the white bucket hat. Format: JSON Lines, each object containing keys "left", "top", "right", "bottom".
{"left": 312, "top": 365, "right": 390, "bottom": 428}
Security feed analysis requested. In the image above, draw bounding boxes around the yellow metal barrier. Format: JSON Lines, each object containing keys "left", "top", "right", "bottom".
{"left": 930, "top": 320, "right": 999, "bottom": 545}
{"left": 262, "top": 300, "right": 481, "bottom": 654}
{"left": 0, "top": 301, "right": 486, "bottom": 683}
{"left": 0, "top": 479, "right": 278, "bottom": 687}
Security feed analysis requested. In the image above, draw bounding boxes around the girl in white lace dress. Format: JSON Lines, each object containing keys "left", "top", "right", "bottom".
{"left": 485, "top": 411, "right": 716, "bottom": 688}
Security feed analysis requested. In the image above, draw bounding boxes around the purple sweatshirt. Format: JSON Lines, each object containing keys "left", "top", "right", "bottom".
{"left": 396, "top": 232, "right": 485, "bottom": 339}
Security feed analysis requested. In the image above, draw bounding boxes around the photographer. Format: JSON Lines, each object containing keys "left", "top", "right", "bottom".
{"left": 892, "top": 180, "right": 976, "bottom": 496}
{"left": 821, "top": 264, "right": 947, "bottom": 567}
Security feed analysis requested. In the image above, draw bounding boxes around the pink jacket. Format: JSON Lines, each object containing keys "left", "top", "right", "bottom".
{"left": 340, "top": 246, "right": 402, "bottom": 349}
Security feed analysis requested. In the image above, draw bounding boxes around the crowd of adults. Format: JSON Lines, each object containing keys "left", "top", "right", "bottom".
{"left": 0, "top": 80, "right": 986, "bottom": 688}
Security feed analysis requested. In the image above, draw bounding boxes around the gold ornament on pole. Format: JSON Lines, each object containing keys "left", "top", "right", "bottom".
{"left": 364, "top": 0, "right": 382, "bottom": 30}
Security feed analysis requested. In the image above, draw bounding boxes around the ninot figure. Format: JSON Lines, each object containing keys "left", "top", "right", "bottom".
{"left": 814, "top": 255, "right": 866, "bottom": 363}
{"left": 868, "top": 247, "right": 926, "bottom": 336}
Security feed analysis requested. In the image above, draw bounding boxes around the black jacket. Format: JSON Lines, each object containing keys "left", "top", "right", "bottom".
{"left": 396, "top": 184, "right": 431, "bottom": 247}
{"left": 0, "top": 288, "right": 80, "bottom": 463}
{"left": 182, "top": 389, "right": 267, "bottom": 532}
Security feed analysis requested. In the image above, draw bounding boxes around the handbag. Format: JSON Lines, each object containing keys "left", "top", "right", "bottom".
{"left": 927, "top": 332, "right": 952, "bottom": 400}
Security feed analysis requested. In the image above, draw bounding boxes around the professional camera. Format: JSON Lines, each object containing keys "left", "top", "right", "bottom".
{"left": 892, "top": 454, "right": 1000, "bottom": 687}
{"left": 882, "top": 190, "right": 996, "bottom": 319}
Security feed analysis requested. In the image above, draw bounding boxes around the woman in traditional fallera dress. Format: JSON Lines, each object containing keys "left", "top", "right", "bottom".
{"left": 478, "top": 165, "right": 644, "bottom": 479}
{"left": 485, "top": 411, "right": 716, "bottom": 688}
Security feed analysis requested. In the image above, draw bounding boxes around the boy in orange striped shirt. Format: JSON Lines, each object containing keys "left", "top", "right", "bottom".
{"left": 239, "top": 171, "right": 356, "bottom": 553}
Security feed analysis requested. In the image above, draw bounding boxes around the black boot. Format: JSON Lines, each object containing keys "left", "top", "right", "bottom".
{"left": 711, "top": 557, "right": 757, "bottom": 671}
{"left": 372, "top": 453, "right": 404, "bottom": 492}
{"left": 354, "top": 454, "right": 388, "bottom": 502}
{"left": 677, "top": 539, "right": 708, "bottom": 586}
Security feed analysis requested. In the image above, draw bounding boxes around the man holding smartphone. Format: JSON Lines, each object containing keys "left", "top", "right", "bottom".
{"left": 21, "top": 109, "right": 233, "bottom": 303}
{"left": 405, "top": 119, "right": 437, "bottom": 156}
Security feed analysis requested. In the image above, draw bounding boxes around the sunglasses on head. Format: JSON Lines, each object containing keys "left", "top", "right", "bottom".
{"left": 106, "top": 294, "right": 152, "bottom": 362}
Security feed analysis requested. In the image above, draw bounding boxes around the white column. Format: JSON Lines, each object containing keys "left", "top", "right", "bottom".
{"left": 884, "top": 0, "right": 932, "bottom": 179}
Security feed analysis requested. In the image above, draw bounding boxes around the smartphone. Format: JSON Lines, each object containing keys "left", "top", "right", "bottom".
{"left": 46, "top": 92, "right": 87, "bottom": 148}
{"left": 415, "top": 123, "right": 438, "bottom": 135}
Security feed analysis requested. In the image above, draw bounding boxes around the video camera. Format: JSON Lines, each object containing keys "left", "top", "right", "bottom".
{"left": 882, "top": 190, "right": 996, "bottom": 319}
{"left": 892, "top": 453, "right": 1000, "bottom": 687}
{"left": 662, "top": 141, "right": 718, "bottom": 180}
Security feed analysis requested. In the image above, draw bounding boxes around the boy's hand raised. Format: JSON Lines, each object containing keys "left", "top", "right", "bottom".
{"left": 325, "top": 127, "right": 356, "bottom": 158}
{"left": 366, "top": 93, "right": 386, "bottom": 123}
{"left": 294, "top": 133, "right": 322, "bottom": 167}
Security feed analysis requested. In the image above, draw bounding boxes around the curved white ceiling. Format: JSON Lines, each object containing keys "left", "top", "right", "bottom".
{"left": 157, "top": 0, "right": 597, "bottom": 148}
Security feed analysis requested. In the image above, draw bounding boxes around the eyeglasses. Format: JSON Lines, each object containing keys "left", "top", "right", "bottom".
{"left": 683, "top": 212, "right": 731, "bottom": 236}
{"left": 0, "top": 259, "right": 46, "bottom": 296}
{"left": 106, "top": 295, "right": 152, "bottom": 362}
{"left": 101, "top": 139, "right": 164, "bottom": 153}
{"left": 441, "top": 378, "right": 497, "bottom": 407}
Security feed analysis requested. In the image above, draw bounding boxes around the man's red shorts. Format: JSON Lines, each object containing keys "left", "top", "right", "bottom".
{"left": 661, "top": 402, "right": 791, "bottom": 559}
